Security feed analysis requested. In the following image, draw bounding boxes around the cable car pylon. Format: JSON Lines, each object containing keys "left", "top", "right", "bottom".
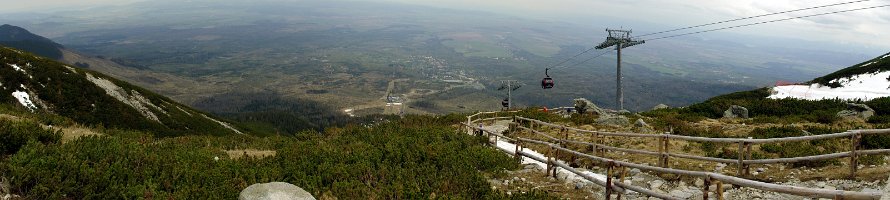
{"left": 596, "top": 29, "right": 644, "bottom": 111}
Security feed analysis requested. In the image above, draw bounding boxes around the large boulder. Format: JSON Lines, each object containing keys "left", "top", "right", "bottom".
{"left": 240, "top": 182, "right": 315, "bottom": 200}
{"left": 837, "top": 103, "right": 875, "bottom": 120}
{"left": 634, "top": 118, "right": 654, "bottom": 133}
{"left": 723, "top": 105, "right": 749, "bottom": 119}
{"left": 573, "top": 98, "right": 605, "bottom": 115}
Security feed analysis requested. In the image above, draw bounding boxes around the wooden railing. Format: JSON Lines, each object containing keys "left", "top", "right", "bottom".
{"left": 516, "top": 116, "right": 890, "bottom": 179}
{"left": 459, "top": 113, "right": 888, "bottom": 200}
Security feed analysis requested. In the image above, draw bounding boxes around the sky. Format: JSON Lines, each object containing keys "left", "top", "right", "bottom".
{"left": 381, "top": 0, "right": 890, "bottom": 51}
{"left": 2, "top": 0, "right": 889, "bottom": 50}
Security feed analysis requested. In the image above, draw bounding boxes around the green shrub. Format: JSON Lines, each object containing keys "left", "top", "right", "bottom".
{"left": 3, "top": 117, "right": 537, "bottom": 199}
{"left": 0, "top": 119, "right": 61, "bottom": 155}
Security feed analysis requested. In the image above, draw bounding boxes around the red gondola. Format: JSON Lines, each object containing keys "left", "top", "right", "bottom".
{"left": 501, "top": 98, "right": 509, "bottom": 108}
{"left": 541, "top": 68, "right": 554, "bottom": 89}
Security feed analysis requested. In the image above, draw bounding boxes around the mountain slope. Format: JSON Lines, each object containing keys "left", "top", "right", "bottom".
{"left": 0, "top": 24, "right": 63, "bottom": 60}
{"left": 0, "top": 46, "right": 242, "bottom": 136}
{"left": 769, "top": 52, "right": 890, "bottom": 101}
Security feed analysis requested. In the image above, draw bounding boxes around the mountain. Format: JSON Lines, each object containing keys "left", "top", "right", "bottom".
{"left": 770, "top": 52, "right": 890, "bottom": 101}
{"left": 662, "top": 52, "right": 890, "bottom": 124}
{"left": 0, "top": 46, "right": 242, "bottom": 136}
{"left": 0, "top": 24, "right": 63, "bottom": 60}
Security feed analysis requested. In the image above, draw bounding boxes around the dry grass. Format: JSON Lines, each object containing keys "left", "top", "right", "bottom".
{"left": 224, "top": 149, "right": 277, "bottom": 159}
{"left": 59, "top": 126, "right": 102, "bottom": 143}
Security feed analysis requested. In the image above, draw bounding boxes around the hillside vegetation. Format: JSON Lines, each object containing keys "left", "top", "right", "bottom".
{"left": 1, "top": 46, "right": 240, "bottom": 136}
{"left": 0, "top": 111, "right": 550, "bottom": 199}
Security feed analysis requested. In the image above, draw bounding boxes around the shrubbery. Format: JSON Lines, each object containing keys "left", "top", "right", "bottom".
{"left": 2, "top": 117, "right": 547, "bottom": 199}
{"left": 0, "top": 119, "right": 61, "bottom": 155}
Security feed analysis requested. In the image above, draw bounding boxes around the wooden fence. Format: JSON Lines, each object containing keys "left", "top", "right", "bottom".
{"left": 460, "top": 111, "right": 887, "bottom": 200}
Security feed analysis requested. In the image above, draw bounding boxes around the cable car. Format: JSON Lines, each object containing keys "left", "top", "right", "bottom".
{"left": 541, "top": 68, "right": 554, "bottom": 89}
{"left": 501, "top": 98, "right": 509, "bottom": 108}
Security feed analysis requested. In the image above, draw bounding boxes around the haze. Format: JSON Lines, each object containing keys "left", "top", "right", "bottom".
{"left": 4, "top": 0, "right": 889, "bottom": 51}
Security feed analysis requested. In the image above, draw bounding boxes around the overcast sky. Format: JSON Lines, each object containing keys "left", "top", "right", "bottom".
{"left": 3, "top": 0, "right": 889, "bottom": 50}
{"left": 382, "top": 0, "right": 890, "bottom": 50}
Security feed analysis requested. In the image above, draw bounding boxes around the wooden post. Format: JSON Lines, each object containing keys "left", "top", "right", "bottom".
{"left": 745, "top": 137, "right": 753, "bottom": 176}
{"left": 657, "top": 133, "right": 665, "bottom": 168}
{"left": 546, "top": 146, "right": 553, "bottom": 177}
{"left": 593, "top": 132, "right": 600, "bottom": 157}
{"left": 466, "top": 116, "right": 472, "bottom": 134}
{"left": 550, "top": 144, "right": 562, "bottom": 178}
{"left": 663, "top": 133, "right": 671, "bottom": 169}
{"left": 737, "top": 141, "right": 745, "bottom": 177}
{"left": 850, "top": 132, "right": 861, "bottom": 179}
{"left": 617, "top": 165, "right": 627, "bottom": 200}
{"left": 703, "top": 176, "right": 711, "bottom": 200}
{"left": 605, "top": 162, "right": 613, "bottom": 200}
{"left": 716, "top": 180, "right": 724, "bottom": 200}
{"left": 514, "top": 140, "right": 521, "bottom": 161}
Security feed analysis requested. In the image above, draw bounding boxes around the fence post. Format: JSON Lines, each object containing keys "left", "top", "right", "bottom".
{"left": 658, "top": 133, "right": 665, "bottom": 168}
{"left": 746, "top": 137, "right": 753, "bottom": 176}
{"left": 546, "top": 146, "right": 553, "bottom": 177}
{"left": 514, "top": 140, "right": 521, "bottom": 162}
{"left": 737, "top": 140, "right": 745, "bottom": 177}
{"left": 617, "top": 164, "right": 627, "bottom": 200}
{"left": 702, "top": 175, "right": 711, "bottom": 200}
{"left": 605, "top": 162, "right": 614, "bottom": 200}
{"left": 593, "top": 132, "right": 600, "bottom": 157}
{"left": 716, "top": 180, "right": 724, "bottom": 200}
{"left": 466, "top": 116, "right": 471, "bottom": 134}
{"left": 664, "top": 132, "right": 671, "bottom": 169}
{"left": 850, "top": 131, "right": 862, "bottom": 179}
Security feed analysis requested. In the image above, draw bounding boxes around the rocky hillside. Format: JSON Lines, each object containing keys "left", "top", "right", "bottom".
{"left": 0, "top": 46, "right": 241, "bottom": 136}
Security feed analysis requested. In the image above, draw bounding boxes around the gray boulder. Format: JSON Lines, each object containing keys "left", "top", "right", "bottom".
{"left": 723, "top": 105, "right": 749, "bottom": 119}
{"left": 573, "top": 98, "right": 605, "bottom": 115}
{"left": 652, "top": 104, "right": 669, "bottom": 110}
{"left": 634, "top": 119, "right": 654, "bottom": 133}
{"left": 837, "top": 103, "right": 875, "bottom": 120}
{"left": 240, "top": 182, "right": 316, "bottom": 200}
{"left": 597, "top": 115, "right": 630, "bottom": 126}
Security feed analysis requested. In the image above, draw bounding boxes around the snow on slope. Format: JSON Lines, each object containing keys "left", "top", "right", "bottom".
{"left": 12, "top": 90, "right": 37, "bottom": 111}
{"left": 769, "top": 71, "right": 890, "bottom": 101}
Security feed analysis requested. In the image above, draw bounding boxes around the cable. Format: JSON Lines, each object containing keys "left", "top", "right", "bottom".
{"left": 644, "top": 4, "right": 890, "bottom": 41}
{"left": 564, "top": 50, "right": 613, "bottom": 69}
{"left": 545, "top": 46, "right": 598, "bottom": 69}
{"left": 637, "top": 0, "right": 873, "bottom": 37}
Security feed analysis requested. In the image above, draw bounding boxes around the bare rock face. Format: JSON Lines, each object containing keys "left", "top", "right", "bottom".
{"left": 239, "top": 182, "right": 315, "bottom": 200}
{"left": 723, "top": 105, "right": 749, "bottom": 119}
{"left": 573, "top": 98, "right": 605, "bottom": 115}
{"left": 596, "top": 115, "right": 630, "bottom": 126}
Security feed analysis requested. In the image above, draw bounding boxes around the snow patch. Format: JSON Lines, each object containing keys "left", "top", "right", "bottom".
{"left": 200, "top": 113, "right": 243, "bottom": 134}
{"left": 85, "top": 73, "right": 162, "bottom": 122}
{"left": 769, "top": 71, "right": 890, "bottom": 101}
{"left": 8, "top": 63, "right": 24, "bottom": 72}
{"left": 882, "top": 54, "right": 890, "bottom": 59}
{"left": 175, "top": 106, "right": 193, "bottom": 116}
{"left": 494, "top": 140, "right": 608, "bottom": 183}
{"left": 861, "top": 62, "right": 875, "bottom": 67}
{"left": 12, "top": 90, "right": 38, "bottom": 111}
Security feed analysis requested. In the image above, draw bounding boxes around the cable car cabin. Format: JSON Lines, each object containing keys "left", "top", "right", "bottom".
{"left": 501, "top": 98, "right": 509, "bottom": 108}
{"left": 541, "top": 77, "right": 554, "bottom": 89}
{"left": 541, "top": 68, "right": 554, "bottom": 89}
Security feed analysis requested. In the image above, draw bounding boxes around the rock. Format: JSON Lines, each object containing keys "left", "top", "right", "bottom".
{"left": 652, "top": 104, "right": 670, "bottom": 110}
{"left": 723, "top": 105, "right": 749, "bottom": 119}
{"left": 629, "top": 168, "right": 641, "bottom": 175}
{"left": 836, "top": 103, "right": 875, "bottom": 120}
{"left": 669, "top": 190, "right": 694, "bottom": 199}
{"left": 634, "top": 119, "right": 654, "bottom": 133}
{"left": 240, "top": 182, "right": 315, "bottom": 200}
{"left": 752, "top": 171, "right": 760, "bottom": 176}
{"left": 756, "top": 168, "right": 766, "bottom": 173}
{"left": 650, "top": 180, "right": 664, "bottom": 190}
{"left": 816, "top": 182, "right": 827, "bottom": 187}
{"left": 694, "top": 178, "right": 705, "bottom": 187}
{"left": 596, "top": 115, "right": 631, "bottom": 126}
{"left": 575, "top": 182, "right": 585, "bottom": 189}
{"left": 573, "top": 98, "right": 605, "bottom": 115}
